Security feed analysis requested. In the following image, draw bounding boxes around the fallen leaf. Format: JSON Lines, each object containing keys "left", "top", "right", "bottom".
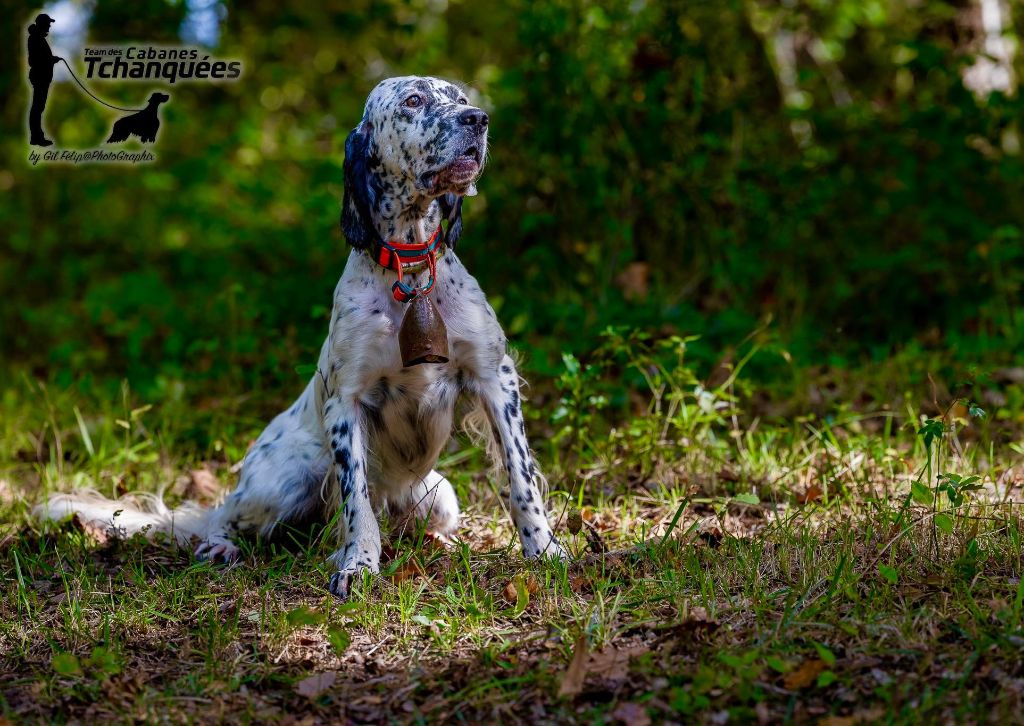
{"left": 688, "top": 605, "right": 711, "bottom": 622}
{"left": 718, "top": 467, "right": 740, "bottom": 483}
{"left": 71, "top": 513, "right": 109, "bottom": 545}
{"left": 391, "top": 560, "right": 424, "bottom": 584}
{"left": 798, "top": 485, "right": 822, "bottom": 504}
{"left": 588, "top": 644, "right": 649, "bottom": 682}
{"left": 558, "top": 635, "right": 589, "bottom": 697}
{"left": 817, "top": 708, "right": 886, "bottom": 726}
{"left": 675, "top": 605, "right": 719, "bottom": 637}
{"left": 784, "top": 659, "right": 827, "bottom": 690}
{"left": 696, "top": 520, "right": 723, "bottom": 547}
{"left": 502, "top": 575, "right": 539, "bottom": 604}
{"left": 101, "top": 672, "right": 147, "bottom": 705}
{"left": 615, "top": 261, "right": 649, "bottom": 301}
{"left": 612, "top": 702, "right": 651, "bottom": 726}
{"left": 295, "top": 671, "right": 337, "bottom": 698}
{"left": 569, "top": 575, "right": 590, "bottom": 593}
{"left": 503, "top": 580, "right": 518, "bottom": 603}
{"left": 187, "top": 468, "right": 222, "bottom": 504}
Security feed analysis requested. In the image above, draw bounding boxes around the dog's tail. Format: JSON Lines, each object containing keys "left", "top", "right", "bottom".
{"left": 107, "top": 123, "right": 128, "bottom": 143}
{"left": 34, "top": 489, "right": 211, "bottom": 547}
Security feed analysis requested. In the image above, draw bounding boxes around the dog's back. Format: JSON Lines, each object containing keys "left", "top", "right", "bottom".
{"left": 107, "top": 113, "right": 139, "bottom": 142}
{"left": 107, "top": 95, "right": 167, "bottom": 143}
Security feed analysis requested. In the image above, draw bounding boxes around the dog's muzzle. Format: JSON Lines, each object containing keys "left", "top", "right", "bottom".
{"left": 427, "top": 109, "right": 488, "bottom": 191}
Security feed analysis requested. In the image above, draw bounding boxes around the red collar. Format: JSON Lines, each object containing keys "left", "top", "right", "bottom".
{"left": 371, "top": 224, "right": 444, "bottom": 303}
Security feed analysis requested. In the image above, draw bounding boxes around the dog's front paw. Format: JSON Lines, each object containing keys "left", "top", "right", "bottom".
{"left": 523, "top": 531, "right": 568, "bottom": 561}
{"left": 326, "top": 549, "right": 380, "bottom": 599}
{"left": 195, "top": 538, "right": 240, "bottom": 564}
{"left": 328, "top": 570, "right": 354, "bottom": 599}
{"left": 542, "top": 539, "right": 569, "bottom": 561}
{"left": 328, "top": 565, "right": 377, "bottom": 599}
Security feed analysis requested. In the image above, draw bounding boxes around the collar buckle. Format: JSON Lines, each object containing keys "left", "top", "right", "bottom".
{"left": 373, "top": 224, "right": 444, "bottom": 303}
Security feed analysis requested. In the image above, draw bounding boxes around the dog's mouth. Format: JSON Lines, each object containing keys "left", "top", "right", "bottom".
{"left": 460, "top": 146, "right": 481, "bottom": 165}
{"left": 423, "top": 144, "right": 484, "bottom": 194}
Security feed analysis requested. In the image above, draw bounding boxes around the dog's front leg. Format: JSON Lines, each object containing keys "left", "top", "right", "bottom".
{"left": 323, "top": 400, "right": 381, "bottom": 598}
{"left": 480, "top": 354, "right": 566, "bottom": 559}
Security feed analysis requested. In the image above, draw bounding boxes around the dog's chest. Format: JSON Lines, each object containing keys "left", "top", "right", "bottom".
{"left": 360, "top": 362, "right": 465, "bottom": 474}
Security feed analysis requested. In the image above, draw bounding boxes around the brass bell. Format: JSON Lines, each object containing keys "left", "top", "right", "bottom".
{"left": 398, "top": 295, "right": 449, "bottom": 366}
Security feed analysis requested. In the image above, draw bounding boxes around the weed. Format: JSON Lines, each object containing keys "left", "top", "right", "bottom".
{"left": 2, "top": 350, "right": 1023, "bottom": 721}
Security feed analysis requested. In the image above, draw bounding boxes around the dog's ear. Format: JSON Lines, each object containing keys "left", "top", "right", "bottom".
{"left": 438, "top": 193, "right": 464, "bottom": 250}
{"left": 341, "top": 122, "right": 379, "bottom": 249}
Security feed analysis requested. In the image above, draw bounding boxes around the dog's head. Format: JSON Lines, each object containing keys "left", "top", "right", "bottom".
{"left": 149, "top": 92, "right": 170, "bottom": 107}
{"left": 342, "top": 76, "right": 488, "bottom": 249}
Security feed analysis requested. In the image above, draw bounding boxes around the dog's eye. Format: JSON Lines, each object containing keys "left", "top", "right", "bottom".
{"left": 457, "top": 97, "right": 468, "bottom": 105}
{"left": 404, "top": 95, "right": 422, "bottom": 108}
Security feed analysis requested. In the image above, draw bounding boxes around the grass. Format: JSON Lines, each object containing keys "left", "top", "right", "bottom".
{"left": 2, "top": 339, "right": 1024, "bottom": 723}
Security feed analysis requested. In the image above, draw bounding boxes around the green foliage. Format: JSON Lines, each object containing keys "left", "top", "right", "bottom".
{"left": 878, "top": 563, "right": 899, "bottom": 584}
{"left": 547, "top": 327, "right": 754, "bottom": 499}
{"left": 327, "top": 625, "right": 351, "bottom": 655}
{"left": 937, "top": 472, "right": 983, "bottom": 506}
{"left": 1, "top": 0, "right": 1022, "bottom": 395}
{"left": 50, "top": 646, "right": 121, "bottom": 680}
{"left": 3, "top": 321, "right": 1023, "bottom": 720}
{"left": 918, "top": 419, "right": 946, "bottom": 450}
{"left": 284, "top": 605, "right": 321, "bottom": 628}
{"left": 50, "top": 652, "right": 82, "bottom": 677}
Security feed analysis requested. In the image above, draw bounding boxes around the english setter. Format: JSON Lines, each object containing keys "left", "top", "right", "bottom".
{"left": 37, "top": 76, "right": 565, "bottom": 598}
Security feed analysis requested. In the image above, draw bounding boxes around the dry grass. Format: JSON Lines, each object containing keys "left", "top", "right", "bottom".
{"left": 2, "top": 368, "right": 1024, "bottom": 723}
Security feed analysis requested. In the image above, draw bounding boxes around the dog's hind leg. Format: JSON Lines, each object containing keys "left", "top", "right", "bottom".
{"left": 389, "top": 470, "right": 460, "bottom": 539}
{"left": 195, "top": 389, "right": 331, "bottom": 562}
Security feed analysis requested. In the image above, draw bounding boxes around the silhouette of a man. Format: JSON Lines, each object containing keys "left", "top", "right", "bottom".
{"left": 27, "top": 13, "right": 61, "bottom": 147}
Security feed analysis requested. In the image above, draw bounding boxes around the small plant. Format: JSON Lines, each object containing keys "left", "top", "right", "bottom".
{"left": 282, "top": 605, "right": 352, "bottom": 656}
{"left": 914, "top": 394, "right": 987, "bottom": 558}
{"left": 550, "top": 327, "right": 757, "bottom": 502}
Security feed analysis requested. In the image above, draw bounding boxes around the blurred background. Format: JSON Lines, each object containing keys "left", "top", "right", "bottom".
{"left": 2, "top": 0, "right": 1023, "bottom": 417}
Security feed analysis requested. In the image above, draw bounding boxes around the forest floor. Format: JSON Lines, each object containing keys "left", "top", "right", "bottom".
{"left": 2, "top": 364, "right": 1024, "bottom": 724}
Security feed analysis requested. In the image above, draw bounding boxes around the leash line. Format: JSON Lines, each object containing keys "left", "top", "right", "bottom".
{"left": 59, "top": 58, "right": 143, "bottom": 113}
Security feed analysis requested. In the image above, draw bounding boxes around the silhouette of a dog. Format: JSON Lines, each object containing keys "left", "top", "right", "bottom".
{"left": 107, "top": 92, "right": 169, "bottom": 144}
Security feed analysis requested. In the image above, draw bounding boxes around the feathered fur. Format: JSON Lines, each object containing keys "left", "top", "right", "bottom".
{"left": 34, "top": 489, "right": 207, "bottom": 546}
{"left": 37, "top": 76, "right": 565, "bottom": 599}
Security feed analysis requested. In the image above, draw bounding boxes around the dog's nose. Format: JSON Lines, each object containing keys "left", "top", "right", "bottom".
{"left": 458, "top": 108, "right": 489, "bottom": 128}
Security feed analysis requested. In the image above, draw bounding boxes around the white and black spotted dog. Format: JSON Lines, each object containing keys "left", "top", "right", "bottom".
{"left": 36, "top": 76, "right": 565, "bottom": 598}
